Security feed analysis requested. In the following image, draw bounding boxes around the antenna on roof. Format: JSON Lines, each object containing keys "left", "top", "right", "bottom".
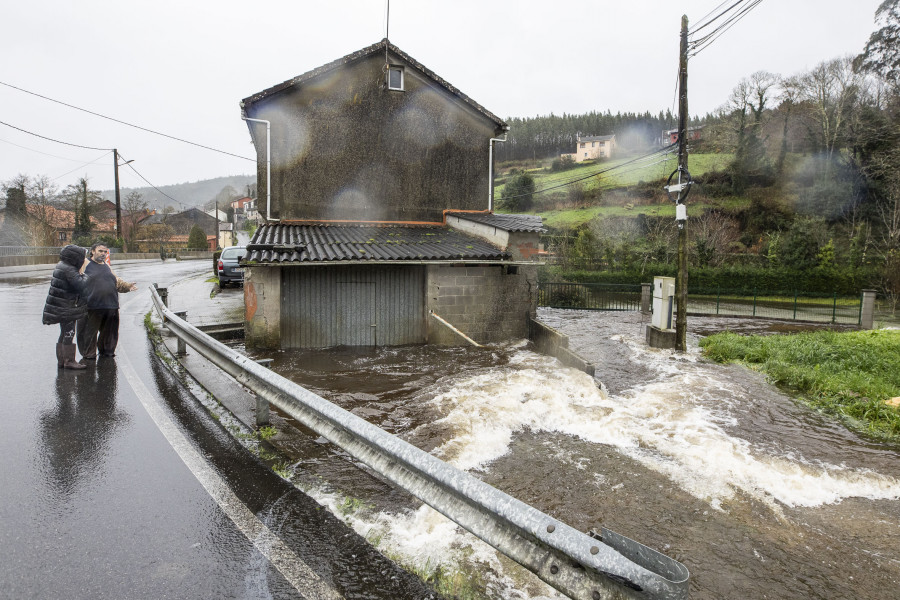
{"left": 385, "top": 0, "right": 390, "bottom": 65}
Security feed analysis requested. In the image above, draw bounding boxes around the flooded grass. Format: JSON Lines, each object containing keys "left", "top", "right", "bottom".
{"left": 700, "top": 329, "right": 900, "bottom": 440}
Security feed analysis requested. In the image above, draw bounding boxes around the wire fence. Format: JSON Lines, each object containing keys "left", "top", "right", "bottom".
{"left": 538, "top": 282, "right": 865, "bottom": 325}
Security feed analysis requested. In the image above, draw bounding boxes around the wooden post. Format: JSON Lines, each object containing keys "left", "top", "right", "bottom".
{"left": 675, "top": 15, "right": 689, "bottom": 352}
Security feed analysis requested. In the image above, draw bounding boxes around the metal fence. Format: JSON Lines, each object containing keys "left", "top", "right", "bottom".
{"left": 149, "top": 284, "right": 689, "bottom": 600}
{"left": 0, "top": 245, "right": 123, "bottom": 256}
{"left": 689, "top": 289, "right": 863, "bottom": 325}
{"left": 539, "top": 282, "right": 642, "bottom": 311}
{"left": 538, "top": 282, "right": 864, "bottom": 325}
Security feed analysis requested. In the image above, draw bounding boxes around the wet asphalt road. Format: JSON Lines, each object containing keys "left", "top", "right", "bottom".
{"left": 0, "top": 260, "right": 436, "bottom": 600}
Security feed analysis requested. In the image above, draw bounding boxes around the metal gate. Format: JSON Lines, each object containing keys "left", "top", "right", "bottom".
{"left": 281, "top": 265, "right": 425, "bottom": 347}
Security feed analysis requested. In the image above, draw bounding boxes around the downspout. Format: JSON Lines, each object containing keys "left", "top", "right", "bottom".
{"left": 240, "top": 112, "right": 275, "bottom": 222}
{"left": 488, "top": 127, "right": 509, "bottom": 211}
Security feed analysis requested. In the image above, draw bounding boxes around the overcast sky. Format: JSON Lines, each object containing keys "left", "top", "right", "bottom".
{"left": 0, "top": 0, "right": 883, "bottom": 194}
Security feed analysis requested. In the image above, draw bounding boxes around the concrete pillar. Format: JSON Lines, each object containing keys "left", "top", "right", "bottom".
{"left": 860, "top": 289, "right": 877, "bottom": 329}
{"left": 641, "top": 282, "right": 651, "bottom": 314}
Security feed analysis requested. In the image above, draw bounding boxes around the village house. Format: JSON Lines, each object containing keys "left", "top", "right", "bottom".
{"left": 663, "top": 126, "right": 703, "bottom": 146}
{"left": 564, "top": 134, "right": 616, "bottom": 163}
{"left": 239, "top": 39, "right": 545, "bottom": 349}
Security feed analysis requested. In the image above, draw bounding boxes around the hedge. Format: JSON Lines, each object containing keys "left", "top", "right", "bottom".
{"left": 545, "top": 264, "right": 882, "bottom": 297}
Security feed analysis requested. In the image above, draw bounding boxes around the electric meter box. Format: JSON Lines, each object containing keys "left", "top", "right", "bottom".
{"left": 651, "top": 276, "right": 675, "bottom": 331}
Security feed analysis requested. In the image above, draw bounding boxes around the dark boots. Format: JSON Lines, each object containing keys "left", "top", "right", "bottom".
{"left": 57, "top": 343, "right": 87, "bottom": 370}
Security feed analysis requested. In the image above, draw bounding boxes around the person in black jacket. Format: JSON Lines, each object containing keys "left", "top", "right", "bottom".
{"left": 42, "top": 245, "right": 90, "bottom": 370}
{"left": 76, "top": 243, "right": 137, "bottom": 360}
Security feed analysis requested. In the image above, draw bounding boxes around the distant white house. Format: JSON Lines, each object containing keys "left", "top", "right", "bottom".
{"left": 570, "top": 134, "right": 616, "bottom": 162}
{"left": 206, "top": 208, "right": 228, "bottom": 221}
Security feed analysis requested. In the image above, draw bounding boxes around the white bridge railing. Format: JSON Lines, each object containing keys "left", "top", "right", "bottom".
{"left": 150, "top": 284, "right": 689, "bottom": 600}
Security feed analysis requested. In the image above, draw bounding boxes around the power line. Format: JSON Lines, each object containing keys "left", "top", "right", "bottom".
{"left": 0, "top": 80, "right": 254, "bottom": 162}
{"left": 501, "top": 144, "right": 677, "bottom": 200}
{"left": 51, "top": 151, "right": 114, "bottom": 182}
{"left": 0, "top": 137, "right": 104, "bottom": 163}
{"left": 689, "top": 0, "right": 763, "bottom": 56}
{"left": 0, "top": 119, "right": 112, "bottom": 151}
{"left": 118, "top": 153, "right": 186, "bottom": 209}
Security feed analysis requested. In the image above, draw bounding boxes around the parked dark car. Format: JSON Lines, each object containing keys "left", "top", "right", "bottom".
{"left": 217, "top": 246, "right": 246, "bottom": 287}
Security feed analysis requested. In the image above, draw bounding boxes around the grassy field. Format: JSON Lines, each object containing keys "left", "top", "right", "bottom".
{"left": 699, "top": 329, "right": 900, "bottom": 441}
{"left": 495, "top": 152, "right": 737, "bottom": 229}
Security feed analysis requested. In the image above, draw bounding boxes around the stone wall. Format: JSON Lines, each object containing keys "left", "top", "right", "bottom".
{"left": 425, "top": 264, "right": 537, "bottom": 345}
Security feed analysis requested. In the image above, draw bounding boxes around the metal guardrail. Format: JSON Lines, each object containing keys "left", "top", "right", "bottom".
{"left": 150, "top": 285, "right": 689, "bottom": 600}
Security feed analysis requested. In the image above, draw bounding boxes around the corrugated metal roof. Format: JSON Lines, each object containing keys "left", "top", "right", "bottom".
{"left": 245, "top": 224, "right": 509, "bottom": 264}
{"left": 449, "top": 212, "right": 545, "bottom": 233}
{"left": 240, "top": 39, "right": 507, "bottom": 130}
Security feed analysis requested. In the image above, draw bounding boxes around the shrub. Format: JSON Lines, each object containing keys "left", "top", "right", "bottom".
{"left": 499, "top": 172, "right": 536, "bottom": 212}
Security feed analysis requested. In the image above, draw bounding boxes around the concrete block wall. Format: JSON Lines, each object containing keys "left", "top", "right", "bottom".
{"left": 244, "top": 266, "right": 281, "bottom": 349}
{"left": 426, "top": 264, "right": 537, "bottom": 345}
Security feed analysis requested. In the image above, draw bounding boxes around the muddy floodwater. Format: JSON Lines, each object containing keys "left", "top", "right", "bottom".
{"left": 244, "top": 309, "right": 900, "bottom": 600}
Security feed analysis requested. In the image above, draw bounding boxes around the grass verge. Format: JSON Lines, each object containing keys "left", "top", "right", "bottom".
{"left": 699, "top": 329, "right": 900, "bottom": 441}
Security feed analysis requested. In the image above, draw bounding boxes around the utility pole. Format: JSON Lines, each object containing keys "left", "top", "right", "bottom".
{"left": 675, "top": 15, "right": 689, "bottom": 352}
{"left": 113, "top": 148, "right": 122, "bottom": 245}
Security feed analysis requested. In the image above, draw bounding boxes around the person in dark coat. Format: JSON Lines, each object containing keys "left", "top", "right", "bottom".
{"left": 76, "top": 243, "right": 137, "bottom": 360}
{"left": 42, "top": 244, "right": 90, "bottom": 370}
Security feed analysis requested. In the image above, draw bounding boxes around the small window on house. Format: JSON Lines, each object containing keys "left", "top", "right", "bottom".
{"left": 387, "top": 66, "right": 404, "bottom": 90}
{"left": 599, "top": 141, "right": 605, "bottom": 146}
{"left": 58, "top": 231, "right": 67, "bottom": 241}
{"left": 580, "top": 143, "right": 585, "bottom": 148}
{"left": 592, "top": 142, "right": 596, "bottom": 147}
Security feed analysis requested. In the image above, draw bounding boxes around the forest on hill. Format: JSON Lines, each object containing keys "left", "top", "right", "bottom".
{"left": 496, "top": 1, "right": 900, "bottom": 314}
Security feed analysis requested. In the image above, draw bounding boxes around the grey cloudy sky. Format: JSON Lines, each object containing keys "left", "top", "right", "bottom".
{"left": 0, "top": 0, "right": 883, "bottom": 193}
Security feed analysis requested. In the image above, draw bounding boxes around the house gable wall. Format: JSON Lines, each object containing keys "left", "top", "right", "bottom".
{"left": 246, "top": 51, "right": 501, "bottom": 222}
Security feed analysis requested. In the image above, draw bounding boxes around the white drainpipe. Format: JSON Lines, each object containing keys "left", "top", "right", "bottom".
{"left": 488, "top": 129, "right": 509, "bottom": 211}
{"left": 240, "top": 114, "right": 275, "bottom": 222}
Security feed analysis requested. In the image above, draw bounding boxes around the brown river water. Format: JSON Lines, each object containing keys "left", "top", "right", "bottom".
{"left": 243, "top": 309, "right": 900, "bottom": 600}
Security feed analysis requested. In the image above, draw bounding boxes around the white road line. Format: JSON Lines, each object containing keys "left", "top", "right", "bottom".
{"left": 118, "top": 348, "right": 343, "bottom": 600}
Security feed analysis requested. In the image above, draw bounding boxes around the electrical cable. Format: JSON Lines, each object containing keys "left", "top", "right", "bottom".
{"left": 0, "top": 137, "right": 105, "bottom": 162}
{"left": 50, "top": 151, "right": 113, "bottom": 182}
{"left": 690, "top": 0, "right": 744, "bottom": 35}
{"left": 691, "top": 0, "right": 734, "bottom": 32}
{"left": 0, "top": 80, "right": 254, "bottom": 162}
{"left": 501, "top": 143, "right": 677, "bottom": 200}
{"left": 118, "top": 153, "right": 186, "bottom": 209}
{"left": 0, "top": 119, "right": 112, "bottom": 151}
{"left": 689, "top": 0, "right": 763, "bottom": 56}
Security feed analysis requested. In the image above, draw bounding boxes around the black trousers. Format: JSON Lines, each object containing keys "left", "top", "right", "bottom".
{"left": 77, "top": 309, "right": 119, "bottom": 358}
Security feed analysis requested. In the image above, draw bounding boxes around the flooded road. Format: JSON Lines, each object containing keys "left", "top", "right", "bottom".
{"left": 245, "top": 309, "right": 900, "bottom": 600}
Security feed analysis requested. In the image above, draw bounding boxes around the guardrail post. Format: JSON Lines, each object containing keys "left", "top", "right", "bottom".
{"left": 641, "top": 282, "right": 651, "bottom": 313}
{"left": 716, "top": 287, "right": 720, "bottom": 315}
{"left": 793, "top": 290, "right": 798, "bottom": 320}
{"left": 753, "top": 289, "right": 757, "bottom": 317}
{"left": 832, "top": 292, "right": 837, "bottom": 323}
{"left": 173, "top": 311, "right": 187, "bottom": 355}
{"left": 153, "top": 283, "right": 169, "bottom": 314}
{"left": 254, "top": 358, "right": 273, "bottom": 426}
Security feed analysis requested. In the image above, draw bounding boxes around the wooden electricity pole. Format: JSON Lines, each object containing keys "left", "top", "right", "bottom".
{"left": 675, "top": 15, "right": 689, "bottom": 352}
{"left": 113, "top": 148, "right": 122, "bottom": 244}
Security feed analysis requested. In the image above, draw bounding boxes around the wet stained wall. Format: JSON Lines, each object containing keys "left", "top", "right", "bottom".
{"left": 243, "top": 49, "right": 505, "bottom": 222}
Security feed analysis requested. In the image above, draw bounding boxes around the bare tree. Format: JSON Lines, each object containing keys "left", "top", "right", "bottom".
{"left": 794, "top": 57, "right": 865, "bottom": 168}
{"left": 122, "top": 191, "right": 149, "bottom": 250}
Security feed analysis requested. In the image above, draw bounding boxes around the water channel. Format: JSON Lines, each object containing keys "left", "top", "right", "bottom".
{"left": 244, "top": 309, "right": 900, "bottom": 599}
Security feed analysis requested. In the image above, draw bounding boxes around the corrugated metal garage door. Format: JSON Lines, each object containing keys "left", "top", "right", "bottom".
{"left": 281, "top": 265, "right": 425, "bottom": 348}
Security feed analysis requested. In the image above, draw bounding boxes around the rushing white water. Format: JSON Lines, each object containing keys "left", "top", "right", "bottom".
{"left": 282, "top": 317, "right": 900, "bottom": 599}
{"left": 424, "top": 345, "right": 900, "bottom": 511}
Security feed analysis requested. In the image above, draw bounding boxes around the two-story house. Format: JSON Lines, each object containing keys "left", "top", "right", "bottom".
{"left": 239, "top": 39, "right": 544, "bottom": 349}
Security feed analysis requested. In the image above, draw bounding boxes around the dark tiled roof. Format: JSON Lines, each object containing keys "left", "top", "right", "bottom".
{"left": 578, "top": 134, "right": 616, "bottom": 142}
{"left": 449, "top": 212, "right": 545, "bottom": 233}
{"left": 245, "top": 224, "right": 508, "bottom": 264}
{"left": 241, "top": 39, "right": 507, "bottom": 130}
